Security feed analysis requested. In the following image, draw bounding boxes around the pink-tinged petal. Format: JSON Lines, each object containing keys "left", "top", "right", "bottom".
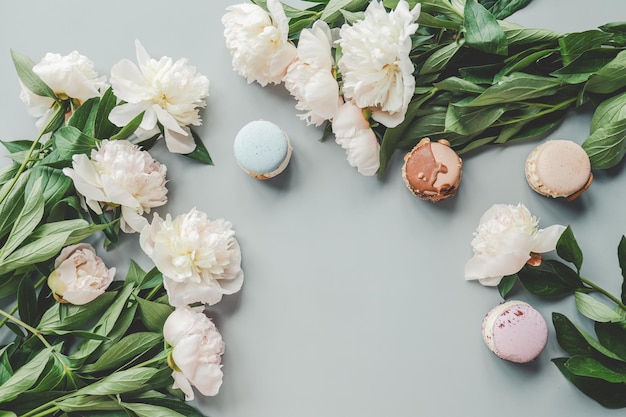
{"left": 100, "top": 175, "right": 139, "bottom": 208}
{"left": 191, "top": 364, "right": 223, "bottom": 397}
{"left": 532, "top": 225, "right": 567, "bottom": 253}
{"left": 62, "top": 289, "right": 103, "bottom": 305}
{"left": 345, "top": 129, "right": 380, "bottom": 176}
{"left": 304, "top": 71, "right": 339, "bottom": 122}
{"left": 120, "top": 206, "right": 148, "bottom": 234}
{"left": 163, "top": 126, "right": 196, "bottom": 154}
{"left": 171, "top": 371, "right": 195, "bottom": 401}
{"left": 371, "top": 108, "right": 405, "bottom": 128}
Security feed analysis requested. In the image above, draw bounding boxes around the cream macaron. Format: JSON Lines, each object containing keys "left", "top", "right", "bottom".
{"left": 482, "top": 300, "right": 548, "bottom": 364}
{"left": 233, "top": 120, "right": 293, "bottom": 180}
{"left": 525, "top": 140, "right": 592, "bottom": 200}
{"left": 401, "top": 138, "right": 462, "bottom": 202}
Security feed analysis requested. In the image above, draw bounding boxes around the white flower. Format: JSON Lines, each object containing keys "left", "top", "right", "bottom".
{"left": 140, "top": 208, "right": 244, "bottom": 307}
{"left": 465, "top": 203, "right": 566, "bottom": 286}
{"left": 109, "top": 40, "right": 210, "bottom": 154}
{"left": 222, "top": 0, "right": 297, "bottom": 86}
{"left": 47, "top": 243, "right": 115, "bottom": 305}
{"left": 63, "top": 139, "right": 168, "bottom": 233}
{"left": 163, "top": 306, "right": 225, "bottom": 400}
{"left": 332, "top": 100, "right": 380, "bottom": 176}
{"left": 337, "top": 0, "right": 420, "bottom": 128}
{"left": 283, "top": 20, "right": 339, "bottom": 126}
{"left": 19, "top": 51, "right": 108, "bottom": 131}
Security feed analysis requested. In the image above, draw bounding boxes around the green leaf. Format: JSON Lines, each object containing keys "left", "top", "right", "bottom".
{"left": 618, "top": 236, "right": 626, "bottom": 304}
{"left": 575, "top": 292, "right": 625, "bottom": 323}
{"left": 481, "top": 0, "right": 531, "bottom": 19}
{"left": 497, "top": 274, "right": 517, "bottom": 298}
{"left": 0, "top": 177, "right": 44, "bottom": 262}
{"left": 81, "top": 332, "right": 162, "bottom": 373}
{"left": 553, "top": 357, "right": 626, "bottom": 408}
{"left": 590, "top": 91, "right": 626, "bottom": 134}
{"left": 137, "top": 298, "right": 174, "bottom": 333}
{"left": 17, "top": 275, "right": 37, "bottom": 327}
{"left": 76, "top": 368, "right": 160, "bottom": 396}
{"left": 585, "top": 50, "right": 626, "bottom": 94}
{"left": 558, "top": 30, "right": 614, "bottom": 66}
{"left": 184, "top": 128, "right": 214, "bottom": 165}
{"left": 68, "top": 96, "right": 100, "bottom": 136}
{"left": 552, "top": 312, "right": 595, "bottom": 356}
{"left": 418, "top": 41, "right": 463, "bottom": 75}
{"left": 133, "top": 397, "right": 205, "bottom": 417}
{"left": 433, "top": 77, "right": 485, "bottom": 94}
{"left": 517, "top": 260, "right": 583, "bottom": 297}
{"left": 121, "top": 402, "right": 186, "bottom": 417}
{"left": 556, "top": 225, "right": 583, "bottom": 272}
{"left": 38, "top": 292, "right": 117, "bottom": 332}
{"left": 0, "top": 170, "right": 30, "bottom": 239}
{"left": 110, "top": 111, "right": 144, "bottom": 141}
{"left": 95, "top": 87, "right": 121, "bottom": 139}
{"left": 582, "top": 117, "right": 626, "bottom": 169}
{"left": 0, "top": 348, "right": 52, "bottom": 402}
{"left": 499, "top": 21, "right": 562, "bottom": 45}
{"left": 445, "top": 102, "right": 505, "bottom": 135}
{"left": 52, "top": 126, "right": 100, "bottom": 161}
{"left": 468, "top": 73, "right": 561, "bottom": 106}
{"left": 10, "top": 49, "right": 57, "bottom": 100}
{"left": 565, "top": 355, "right": 626, "bottom": 383}
{"left": 596, "top": 321, "right": 626, "bottom": 362}
{"left": 0, "top": 229, "right": 72, "bottom": 276}
{"left": 125, "top": 260, "right": 147, "bottom": 286}
{"left": 463, "top": 0, "right": 508, "bottom": 55}
{"left": 27, "top": 355, "right": 65, "bottom": 393}
{"left": 320, "top": 0, "right": 369, "bottom": 23}
{"left": 56, "top": 396, "right": 124, "bottom": 412}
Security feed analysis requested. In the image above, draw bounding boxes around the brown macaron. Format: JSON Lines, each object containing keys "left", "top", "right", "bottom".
{"left": 525, "top": 140, "right": 592, "bottom": 201}
{"left": 401, "top": 138, "right": 462, "bottom": 202}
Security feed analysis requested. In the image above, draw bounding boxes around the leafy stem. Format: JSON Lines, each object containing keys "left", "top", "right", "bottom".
{"left": 580, "top": 276, "right": 626, "bottom": 312}
{"left": 0, "top": 308, "right": 51, "bottom": 349}
{"left": 0, "top": 104, "right": 64, "bottom": 206}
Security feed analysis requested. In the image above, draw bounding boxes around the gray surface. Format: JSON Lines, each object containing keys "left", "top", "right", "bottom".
{"left": 1, "top": 1, "right": 626, "bottom": 416}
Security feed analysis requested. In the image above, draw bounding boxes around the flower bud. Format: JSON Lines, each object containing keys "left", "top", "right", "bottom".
{"left": 47, "top": 243, "right": 115, "bottom": 305}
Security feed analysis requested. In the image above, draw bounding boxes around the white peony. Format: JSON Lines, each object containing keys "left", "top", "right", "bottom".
{"left": 140, "top": 208, "right": 244, "bottom": 307}
{"left": 163, "top": 306, "right": 225, "bottom": 400}
{"left": 283, "top": 20, "right": 339, "bottom": 126}
{"left": 109, "top": 40, "right": 210, "bottom": 154}
{"left": 19, "top": 51, "right": 108, "bottom": 131}
{"left": 465, "top": 203, "right": 566, "bottom": 286}
{"left": 337, "top": 0, "right": 420, "bottom": 128}
{"left": 222, "top": 0, "right": 297, "bottom": 86}
{"left": 47, "top": 243, "right": 115, "bottom": 305}
{"left": 332, "top": 100, "right": 380, "bottom": 176}
{"left": 63, "top": 139, "right": 168, "bottom": 233}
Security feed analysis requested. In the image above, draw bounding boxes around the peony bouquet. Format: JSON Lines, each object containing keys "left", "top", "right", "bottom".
{"left": 0, "top": 42, "right": 242, "bottom": 415}
{"left": 223, "top": 0, "right": 626, "bottom": 177}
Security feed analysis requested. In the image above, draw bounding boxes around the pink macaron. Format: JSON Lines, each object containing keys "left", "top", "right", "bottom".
{"left": 481, "top": 300, "right": 548, "bottom": 363}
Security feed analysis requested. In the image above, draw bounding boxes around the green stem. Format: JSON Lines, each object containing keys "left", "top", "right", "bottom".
{"left": 580, "top": 276, "right": 626, "bottom": 311}
{"left": 0, "top": 104, "right": 63, "bottom": 205}
{"left": 23, "top": 405, "right": 60, "bottom": 417}
{"left": 0, "top": 308, "right": 52, "bottom": 349}
{"left": 491, "top": 97, "right": 577, "bottom": 128}
{"left": 144, "top": 282, "right": 163, "bottom": 301}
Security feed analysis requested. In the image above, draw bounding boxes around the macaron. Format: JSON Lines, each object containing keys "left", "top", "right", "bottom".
{"left": 481, "top": 300, "right": 548, "bottom": 364}
{"left": 401, "top": 138, "right": 462, "bottom": 202}
{"left": 524, "top": 139, "right": 592, "bottom": 200}
{"left": 233, "top": 120, "right": 293, "bottom": 180}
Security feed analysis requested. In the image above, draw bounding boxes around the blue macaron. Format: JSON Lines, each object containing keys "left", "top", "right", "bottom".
{"left": 233, "top": 120, "right": 292, "bottom": 180}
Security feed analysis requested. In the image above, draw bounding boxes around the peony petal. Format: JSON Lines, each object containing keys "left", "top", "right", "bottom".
{"left": 191, "top": 363, "right": 223, "bottom": 397}
{"left": 171, "top": 371, "right": 195, "bottom": 401}
{"left": 110, "top": 59, "right": 150, "bottom": 102}
{"left": 532, "top": 225, "right": 567, "bottom": 253}
{"left": 109, "top": 101, "right": 150, "bottom": 128}
{"left": 163, "top": 126, "right": 197, "bottom": 154}
{"left": 153, "top": 104, "right": 187, "bottom": 135}
{"left": 62, "top": 289, "right": 104, "bottom": 305}
{"left": 134, "top": 39, "right": 151, "bottom": 70}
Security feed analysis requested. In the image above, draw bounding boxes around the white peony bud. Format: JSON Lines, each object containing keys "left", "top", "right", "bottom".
{"left": 47, "top": 243, "right": 115, "bottom": 305}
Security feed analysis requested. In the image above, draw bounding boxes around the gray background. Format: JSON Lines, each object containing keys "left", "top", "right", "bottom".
{"left": 1, "top": 1, "right": 626, "bottom": 416}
